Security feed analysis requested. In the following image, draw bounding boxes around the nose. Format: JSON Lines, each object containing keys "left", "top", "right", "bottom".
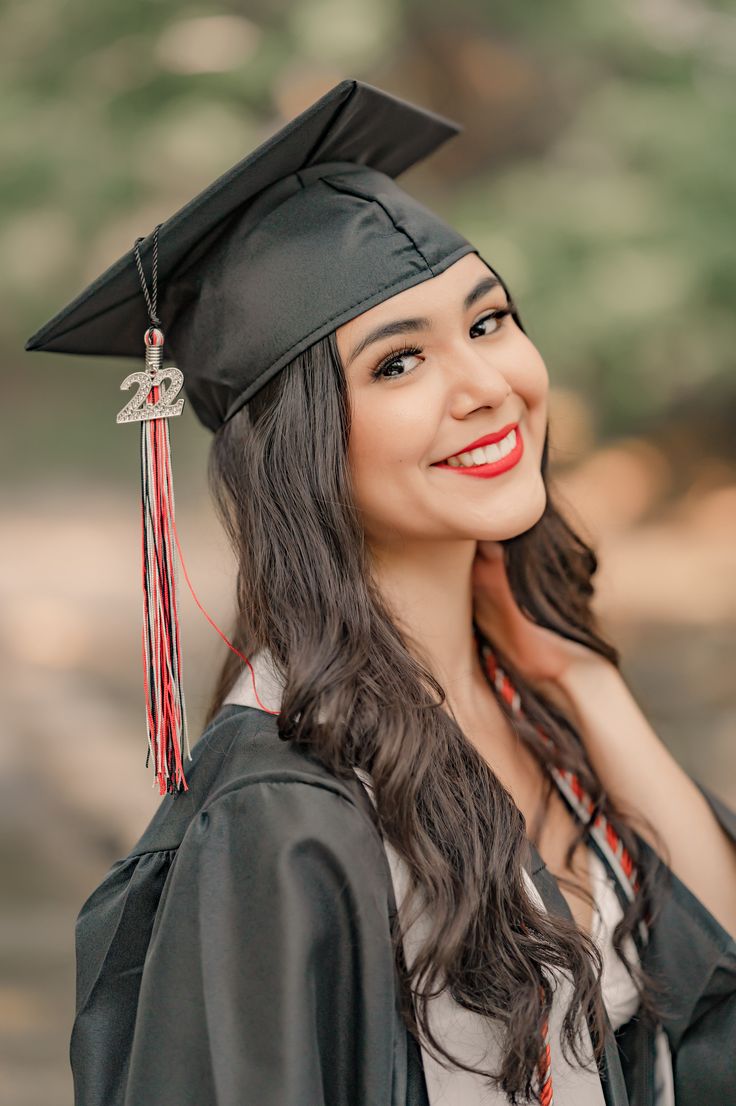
{"left": 444, "top": 340, "right": 513, "bottom": 412}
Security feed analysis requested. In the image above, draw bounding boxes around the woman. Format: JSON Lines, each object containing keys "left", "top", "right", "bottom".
{"left": 27, "top": 79, "right": 736, "bottom": 1105}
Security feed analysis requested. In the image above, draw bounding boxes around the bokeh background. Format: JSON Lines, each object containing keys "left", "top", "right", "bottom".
{"left": 2, "top": 1, "right": 735, "bottom": 1102}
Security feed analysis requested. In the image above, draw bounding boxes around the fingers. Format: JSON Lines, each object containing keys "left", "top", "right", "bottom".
{"left": 474, "top": 540, "right": 505, "bottom": 562}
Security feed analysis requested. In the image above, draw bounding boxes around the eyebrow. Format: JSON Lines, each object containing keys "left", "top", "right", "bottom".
{"left": 345, "top": 275, "right": 502, "bottom": 367}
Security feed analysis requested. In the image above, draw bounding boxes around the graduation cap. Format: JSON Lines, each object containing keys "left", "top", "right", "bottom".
{"left": 25, "top": 78, "right": 485, "bottom": 794}
{"left": 26, "top": 77, "right": 478, "bottom": 430}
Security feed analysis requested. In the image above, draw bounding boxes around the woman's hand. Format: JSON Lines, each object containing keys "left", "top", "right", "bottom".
{"left": 471, "top": 541, "right": 607, "bottom": 699}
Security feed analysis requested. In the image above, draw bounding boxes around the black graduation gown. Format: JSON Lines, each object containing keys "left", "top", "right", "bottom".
{"left": 71, "top": 703, "right": 736, "bottom": 1106}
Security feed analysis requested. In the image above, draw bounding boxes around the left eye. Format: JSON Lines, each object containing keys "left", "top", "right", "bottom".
{"left": 469, "top": 306, "right": 514, "bottom": 338}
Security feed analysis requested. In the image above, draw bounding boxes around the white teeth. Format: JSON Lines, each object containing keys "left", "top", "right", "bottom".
{"left": 444, "top": 429, "right": 517, "bottom": 468}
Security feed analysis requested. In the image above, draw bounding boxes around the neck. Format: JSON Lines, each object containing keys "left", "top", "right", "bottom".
{"left": 368, "top": 537, "right": 487, "bottom": 713}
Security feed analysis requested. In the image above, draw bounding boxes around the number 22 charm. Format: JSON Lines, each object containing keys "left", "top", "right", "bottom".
{"left": 116, "top": 326, "right": 185, "bottom": 423}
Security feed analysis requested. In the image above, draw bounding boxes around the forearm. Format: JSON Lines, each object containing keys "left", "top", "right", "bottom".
{"left": 553, "top": 657, "right": 736, "bottom": 942}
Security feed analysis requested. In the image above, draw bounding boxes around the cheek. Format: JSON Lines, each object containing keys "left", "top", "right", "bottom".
{"left": 348, "top": 393, "right": 432, "bottom": 476}
{"left": 506, "top": 333, "right": 549, "bottom": 404}
{"left": 346, "top": 391, "right": 439, "bottom": 532}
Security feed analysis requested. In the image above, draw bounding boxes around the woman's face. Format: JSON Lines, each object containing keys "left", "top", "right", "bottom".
{"left": 336, "top": 253, "right": 549, "bottom": 553}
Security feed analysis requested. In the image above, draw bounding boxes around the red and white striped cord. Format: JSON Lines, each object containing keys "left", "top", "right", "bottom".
{"left": 537, "top": 993, "right": 554, "bottom": 1106}
{"left": 478, "top": 637, "right": 649, "bottom": 1104}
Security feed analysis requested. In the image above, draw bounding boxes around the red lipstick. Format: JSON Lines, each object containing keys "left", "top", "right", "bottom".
{"left": 440, "top": 422, "right": 519, "bottom": 460}
{"left": 431, "top": 423, "right": 523, "bottom": 479}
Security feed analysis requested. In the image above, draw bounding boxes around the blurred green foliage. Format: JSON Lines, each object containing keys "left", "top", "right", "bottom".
{"left": 2, "top": 0, "right": 734, "bottom": 485}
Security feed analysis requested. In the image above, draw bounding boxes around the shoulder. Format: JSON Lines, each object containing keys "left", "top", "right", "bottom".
{"left": 184, "top": 771, "right": 390, "bottom": 903}
{"left": 74, "top": 711, "right": 392, "bottom": 1004}
{"left": 130, "top": 704, "right": 379, "bottom": 858}
{"left": 152, "top": 706, "right": 394, "bottom": 907}
{"left": 150, "top": 752, "right": 396, "bottom": 959}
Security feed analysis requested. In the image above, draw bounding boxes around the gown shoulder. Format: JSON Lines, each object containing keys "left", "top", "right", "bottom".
{"left": 71, "top": 704, "right": 413, "bottom": 1106}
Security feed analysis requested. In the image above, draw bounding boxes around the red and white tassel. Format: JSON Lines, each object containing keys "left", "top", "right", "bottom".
{"left": 118, "top": 311, "right": 278, "bottom": 792}
{"left": 118, "top": 325, "right": 191, "bottom": 794}
{"left": 139, "top": 328, "right": 190, "bottom": 794}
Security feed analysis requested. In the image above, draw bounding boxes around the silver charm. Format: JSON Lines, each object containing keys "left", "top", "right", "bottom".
{"left": 116, "top": 327, "right": 185, "bottom": 424}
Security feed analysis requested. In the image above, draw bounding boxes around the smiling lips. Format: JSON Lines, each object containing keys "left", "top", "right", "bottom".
{"left": 432, "top": 423, "right": 523, "bottom": 478}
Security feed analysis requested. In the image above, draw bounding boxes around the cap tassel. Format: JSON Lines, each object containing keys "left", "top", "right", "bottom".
{"left": 140, "top": 329, "right": 190, "bottom": 793}
{"left": 118, "top": 322, "right": 191, "bottom": 794}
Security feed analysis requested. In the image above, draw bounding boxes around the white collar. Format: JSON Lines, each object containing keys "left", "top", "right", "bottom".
{"left": 223, "top": 647, "right": 286, "bottom": 714}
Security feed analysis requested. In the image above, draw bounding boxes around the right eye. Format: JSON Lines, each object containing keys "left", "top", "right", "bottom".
{"left": 370, "top": 346, "right": 423, "bottom": 382}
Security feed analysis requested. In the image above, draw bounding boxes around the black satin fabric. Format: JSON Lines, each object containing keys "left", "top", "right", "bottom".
{"left": 70, "top": 704, "right": 736, "bottom": 1105}
{"left": 72, "top": 706, "right": 415, "bottom": 1106}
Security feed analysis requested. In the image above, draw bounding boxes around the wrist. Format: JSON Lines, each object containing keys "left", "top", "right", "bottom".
{"left": 556, "top": 651, "right": 619, "bottom": 692}
{"left": 542, "top": 653, "right": 620, "bottom": 728}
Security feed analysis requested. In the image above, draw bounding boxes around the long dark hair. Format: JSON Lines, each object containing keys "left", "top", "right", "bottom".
{"left": 204, "top": 329, "right": 670, "bottom": 1103}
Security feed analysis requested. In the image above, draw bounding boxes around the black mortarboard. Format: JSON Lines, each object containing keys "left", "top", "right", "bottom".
{"left": 26, "top": 78, "right": 478, "bottom": 432}
{"left": 24, "top": 78, "right": 490, "bottom": 794}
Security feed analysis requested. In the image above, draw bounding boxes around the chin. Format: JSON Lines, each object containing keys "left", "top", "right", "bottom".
{"left": 476, "top": 485, "right": 547, "bottom": 542}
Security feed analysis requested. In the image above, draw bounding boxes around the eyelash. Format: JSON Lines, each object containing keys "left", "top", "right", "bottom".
{"left": 369, "top": 300, "right": 517, "bottom": 382}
